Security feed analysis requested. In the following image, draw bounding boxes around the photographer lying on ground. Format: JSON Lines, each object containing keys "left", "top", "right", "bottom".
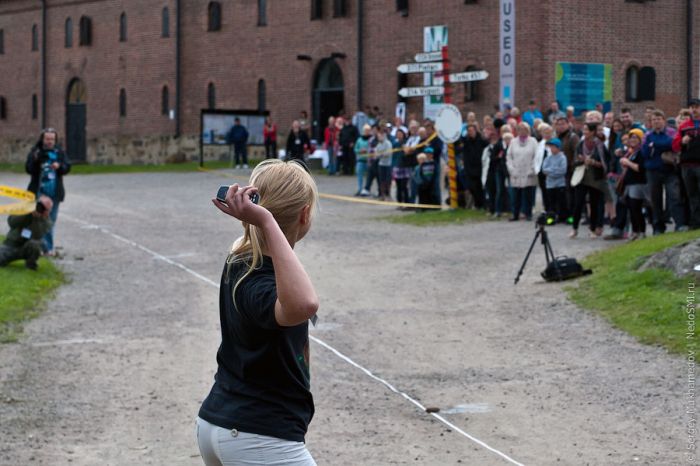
{"left": 0, "top": 196, "right": 53, "bottom": 270}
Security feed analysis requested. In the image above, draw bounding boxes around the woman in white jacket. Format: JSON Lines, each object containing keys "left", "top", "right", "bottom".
{"left": 506, "top": 122, "right": 539, "bottom": 221}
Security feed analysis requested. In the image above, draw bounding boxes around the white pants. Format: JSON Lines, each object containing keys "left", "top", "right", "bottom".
{"left": 195, "top": 417, "right": 317, "bottom": 466}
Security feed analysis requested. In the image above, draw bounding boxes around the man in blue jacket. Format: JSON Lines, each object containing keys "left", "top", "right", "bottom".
{"left": 642, "top": 109, "right": 687, "bottom": 234}
{"left": 227, "top": 118, "right": 249, "bottom": 169}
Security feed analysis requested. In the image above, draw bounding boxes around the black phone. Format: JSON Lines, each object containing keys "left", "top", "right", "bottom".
{"left": 216, "top": 186, "right": 259, "bottom": 204}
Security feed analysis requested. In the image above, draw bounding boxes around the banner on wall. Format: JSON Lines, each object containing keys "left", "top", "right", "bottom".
{"left": 423, "top": 25, "right": 448, "bottom": 120}
{"left": 499, "top": 0, "right": 515, "bottom": 110}
{"left": 555, "top": 62, "right": 613, "bottom": 115}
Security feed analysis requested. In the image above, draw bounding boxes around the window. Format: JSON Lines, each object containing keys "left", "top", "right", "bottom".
{"left": 208, "top": 2, "right": 222, "bottom": 31}
{"left": 463, "top": 66, "right": 479, "bottom": 102}
{"left": 79, "top": 16, "right": 92, "bottom": 46}
{"left": 31, "top": 94, "right": 38, "bottom": 120}
{"left": 65, "top": 18, "right": 73, "bottom": 47}
{"left": 32, "top": 24, "right": 38, "bottom": 51}
{"left": 0, "top": 97, "right": 7, "bottom": 120}
{"left": 162, "top": 7, "right": 170, "bottom": 37}
{"left": 258, "top": 0, "right": 267, "bottom": 26}
{"left": 207, "top": 83, "right": 216, "bottom": 109}
{"left": 311, "top": 0, "right": 322, "bottom": 19}
{"left": 119, "top": 12, "right": 127, "bottom": 42}
{"left": 625, "top": 66, "right": 639, "bottom": 102}
{"left": 333, "top": 0, "right": 347, "bottom": 17}
{"left": 396, "top": 0, "right": 408, "bottom": 16}
{"left": 119, "top": 88, "right": 126, "bottom": 117}
{"left": 638, "top": 66, "right": 656, "bottom": 101}
{"left": 0, "top": 29, "right": 4, "bottom": 54}
{"left": 257, "top": 79, "right": 266, "bottom": 112}
{"left": 161, "top": 86, "right": 169, "bottom": 115}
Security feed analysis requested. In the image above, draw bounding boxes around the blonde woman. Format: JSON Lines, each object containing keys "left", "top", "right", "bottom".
{"left": 198, "top": 160, "right": 320, "bottom": 466}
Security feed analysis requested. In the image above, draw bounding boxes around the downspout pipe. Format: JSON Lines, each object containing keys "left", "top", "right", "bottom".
{"left": 175, "top": 0, "right": 181, "bottom": 138}
{"left": 357, "top": 0, "right": 363, "bottom": 109}
{"left": 688, "top": 0, "right": 694, "bottom": 101}
{"left": 41, "top": 0, "right": 47, "bottom": 129}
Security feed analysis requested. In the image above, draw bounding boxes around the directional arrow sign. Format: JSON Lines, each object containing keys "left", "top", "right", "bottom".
{"left": 397, "top": 62, "right": 443, "bottom": 73}
{"left": 398, "top": 86, "right": 445, "bottom": 98}
{"left": 448, "top": 70, "right": 489, "bottom": 83}
{"left": 414, "top": 51, "right": 443, "bottom": 63}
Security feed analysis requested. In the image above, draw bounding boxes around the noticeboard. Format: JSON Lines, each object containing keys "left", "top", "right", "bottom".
{"left": 200, "top": 109, "right": 269, "bottom": 146}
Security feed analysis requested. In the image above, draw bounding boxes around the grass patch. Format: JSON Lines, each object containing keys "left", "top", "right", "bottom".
{"left": 0, "top": 236, "right": 66, "bottom": 342}
{"left": 568, "top": 229, "right": 700, "bottom": 355}
{"left": 0, "top": 160, "right": 262, "bottom": 175}
{"left": 383, "top": 208, "right": 492, "bottom": 226}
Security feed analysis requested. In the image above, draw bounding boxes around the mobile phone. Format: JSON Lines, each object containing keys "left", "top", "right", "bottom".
{"left": 215, "top": 186, "right": 259, "bottom": 205}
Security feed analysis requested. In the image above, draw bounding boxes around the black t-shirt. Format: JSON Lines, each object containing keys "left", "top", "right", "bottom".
{"left": 198, "top": 255, "right": 314, "bottom": 442}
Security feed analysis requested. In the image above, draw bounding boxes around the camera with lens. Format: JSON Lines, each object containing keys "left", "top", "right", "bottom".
{"left": 535, "top": 212, "right": 556, "bottom": 227}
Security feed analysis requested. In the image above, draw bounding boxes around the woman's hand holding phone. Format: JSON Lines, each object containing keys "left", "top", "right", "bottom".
{"left": 213, "top": 184, "right": 271, "bottom": 227}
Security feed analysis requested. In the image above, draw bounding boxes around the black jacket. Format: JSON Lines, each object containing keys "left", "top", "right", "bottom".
{"left": 461, "top": 135, "right": 488, "bottom": 177}
{"left": 285, "top": 129, "right": 310, "bottom": 160}
{"left": 25, "top": 145, "right": 71, "bottom": 203}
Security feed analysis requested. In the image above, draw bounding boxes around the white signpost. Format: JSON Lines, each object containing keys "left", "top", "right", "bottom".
{"left": 397, "top": 86, "right": 445, "bottom": 98}
{"left": 414, "top": 51, "right": 443, "bottom": 63}
{"left": 396, "top": 62, "right": 443, "bottom": 73}
{"left": 448, "top": 70, "right": 489, "bottom": 83}
{"left": 397, "top": 45, "right": 489, "bottom": 209}
{"left": 435, "top": 104, "right": 463, "bottom": 144}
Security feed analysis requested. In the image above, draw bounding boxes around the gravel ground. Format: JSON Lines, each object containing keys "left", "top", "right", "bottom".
{"left": 0, "top": 170, "right": 688, "bottom": 466}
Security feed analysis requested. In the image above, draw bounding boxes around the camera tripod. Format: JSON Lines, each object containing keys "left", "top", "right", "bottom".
{"left": 514, "top": 223, "right": 559, "bottom": 284}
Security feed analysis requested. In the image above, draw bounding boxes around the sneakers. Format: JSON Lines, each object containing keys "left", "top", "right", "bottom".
{"left": 243, "top": 164, "right": 249, "bottom": 169}
{"left": 628, "top": 232, "right": 647, "bottom": 242}
{"left": 235, "top": 164, "right": 241, "bottom": 169}
{"left": 360, "top": 189, "right": 370, "bottom": 197}
{"left": 569, "top": 229, "right": 578, "bottom": 239}
{"left": 25, "top": 261, "right": 38, "bottom": 271}
{"left": 677, "top": 225, "right": 690, "bottom": 232}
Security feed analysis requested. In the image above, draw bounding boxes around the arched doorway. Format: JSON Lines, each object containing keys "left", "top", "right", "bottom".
{"left": 312, "top": 58, "right": 344, "bottom": 141}
{"left": 66, "top": 78, "right": 87, "bottom": 162}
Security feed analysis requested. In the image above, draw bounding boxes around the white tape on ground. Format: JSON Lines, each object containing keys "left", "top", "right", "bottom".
{"left": 62, "top": 214, "right": 525, "bottom": 466}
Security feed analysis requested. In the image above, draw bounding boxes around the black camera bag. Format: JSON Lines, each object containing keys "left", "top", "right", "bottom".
{"left": 541, "top": 256, "right": 592, "bottom": 282}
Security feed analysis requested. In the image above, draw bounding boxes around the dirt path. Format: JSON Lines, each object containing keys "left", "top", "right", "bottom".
{"left": 0, "top": 171, "right": 687, "bottom": 465}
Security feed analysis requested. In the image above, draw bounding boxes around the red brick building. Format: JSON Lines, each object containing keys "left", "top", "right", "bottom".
{"left": 0, "top": 0, "right": 698, "bottom": 164}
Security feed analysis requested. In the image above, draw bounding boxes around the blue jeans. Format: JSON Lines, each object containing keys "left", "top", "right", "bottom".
{"left": 356, "top": 161, "right": 367, "bottom": 193}
{"left": 327, "top": 147, "right": 336, "bottom": 175}
{"left": 647, "top": 170, "right": 686, "bottom": 232}
{"left": 43, "top": 200, "right": 59, "bottom": 252}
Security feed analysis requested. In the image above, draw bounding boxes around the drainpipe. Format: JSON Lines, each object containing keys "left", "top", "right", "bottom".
{"left": 688, "top": 0, "right": 694, "bottom": 101}
{"left": 175, "top": 0, "right": 181, "bottom": 137}
{"left": 357, "top": 0, "right": 363, "bottom": 109}
{"left": 41, "top": 0, "right": 47, "bottom": 129}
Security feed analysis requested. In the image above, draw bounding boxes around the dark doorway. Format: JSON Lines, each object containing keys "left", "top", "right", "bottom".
{"left": 312, "top": 58, "right": 344, "bottom": 141}
{"left": 66, "top": 78, "right": 87, "bottom": 162}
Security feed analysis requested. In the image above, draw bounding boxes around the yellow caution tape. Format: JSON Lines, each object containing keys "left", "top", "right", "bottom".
{"left": 0, "top": 185, "right": 36, "bottom": 215}
{"left": 0, "top": 185, "right": 35, "bottom": 202}
{"left": 197, "top": 167, "right": 444, "bottom": 210}
{"left": 0, "top": 200, "right": 36, "bottom": 215}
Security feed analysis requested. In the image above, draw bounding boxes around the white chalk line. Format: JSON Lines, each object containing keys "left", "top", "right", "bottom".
{"left": 62, "top": 214, "right": 525, "bottom": 466}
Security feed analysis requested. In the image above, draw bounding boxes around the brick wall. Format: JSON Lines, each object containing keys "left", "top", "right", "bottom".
{"left": 0, "top": 0, "right": 697, "bottom": 164}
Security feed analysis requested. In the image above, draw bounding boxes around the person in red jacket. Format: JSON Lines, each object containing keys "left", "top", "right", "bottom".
{"left": 263, "top": 116, "right": 278, "bottom": 159}
{"left": 672, "top": 98, "right": 700, "bottom": 229}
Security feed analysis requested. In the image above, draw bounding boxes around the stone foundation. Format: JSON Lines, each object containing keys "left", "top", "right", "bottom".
{"left": 0, "top": 134, "right": 268, "bottom": 165}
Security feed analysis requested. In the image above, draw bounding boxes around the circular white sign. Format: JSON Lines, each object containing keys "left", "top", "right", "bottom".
{"left": 435, "top": 104, "right": 463, "bottom": 143}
